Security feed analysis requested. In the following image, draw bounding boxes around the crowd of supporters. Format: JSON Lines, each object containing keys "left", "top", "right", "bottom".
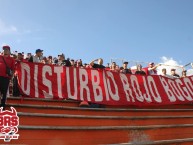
{"left": 3, "top": 48, "right": 192, "bottom": 77}
{"left": 0, "top": 45, "right": 193, "bottom": 109}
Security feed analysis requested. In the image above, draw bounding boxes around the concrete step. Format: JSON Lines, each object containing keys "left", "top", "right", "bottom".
{"left": 111, "top": 138, "right": 193, "bottom": 145}
{"left": 7, "top": 97, "right": 80, "bottom": 107}
{"left": 2, "top": 124, "right": 193, "bottom": 145}
{"left": 18, "top": 112, "right": 193, "bottom": 127}
{"left": 7, "top": 97, "right": 193, "bottom": 109}
{"left": 8, "top": 103, "right": 193, "bottom": 116}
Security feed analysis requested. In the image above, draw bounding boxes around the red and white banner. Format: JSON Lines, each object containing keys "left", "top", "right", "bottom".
{"left": 16, "top": 62, "right": 193, "bottom": 106}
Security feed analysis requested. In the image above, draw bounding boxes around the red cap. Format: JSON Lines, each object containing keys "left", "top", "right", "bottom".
{"left": 2, "top": 45, "right": 10, "bottom": 51}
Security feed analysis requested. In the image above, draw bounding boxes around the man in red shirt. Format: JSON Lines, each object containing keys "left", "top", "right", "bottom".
{"left": 0, "top": 45, "right": 15, "bottom": 110}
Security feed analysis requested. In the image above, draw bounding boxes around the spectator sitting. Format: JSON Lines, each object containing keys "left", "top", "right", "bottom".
{"left": 148, "top": 62, "right": 161, "bottom": 75}
{"left": 171, "top": 68, "right": 180, "bottom": 78}
{"left": 181, "top": 70, "right": 187, "bottom": 78}
{"left": 135, "top": 64, "right": 146, "bottom": 75}
{"left": 120, "top": 61, "right": 132, "bottom": 74}
{"left": 28, "top": 49, "right": 43, "bottom": 63}
{"left": 90, "top": 58, "right": 105, "bottom": 69}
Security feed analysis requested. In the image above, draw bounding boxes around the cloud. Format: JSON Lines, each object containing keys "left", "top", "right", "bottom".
{"left": 160, "top": 56, "right": 181, "bottom": 66}
{"left": 157, "top": 56, "right": 193, "bottom": 76}
{"left": 0, "top": 19, "right": 18, "bottom": 35}
{"left": 187, "top": 69, "right": 193, "bottom": 76}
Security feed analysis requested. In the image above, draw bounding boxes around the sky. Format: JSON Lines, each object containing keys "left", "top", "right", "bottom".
{"left": 0, "top": 0, "right": 193, "bottom": 74}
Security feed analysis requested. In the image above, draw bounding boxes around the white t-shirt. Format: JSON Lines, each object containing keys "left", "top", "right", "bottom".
{"left": 32, "top": 55, "right": 41, "bottom": 63}
{"left": 161, "top": 74, "right": 174, "bottom": 79}
{"left": 148, "top": 68, "right": 157, "bottom": 75}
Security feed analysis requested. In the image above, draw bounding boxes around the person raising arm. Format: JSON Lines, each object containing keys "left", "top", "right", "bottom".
{"left": 89, "top": 58, "right": 105, "bottom": 69}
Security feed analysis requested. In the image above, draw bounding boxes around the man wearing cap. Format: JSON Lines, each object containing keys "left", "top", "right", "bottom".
{"left": 0, "top": 45, "right": 15, "bottom": 110}
{"left": 148, "top": 62, "right": 161, "bottom": 75}
{"left": 171, "top": 68, "right": 180, "bottom": 78}
{"left": 28, "top": 49, "right": 43, "bottom": 63}
{"left": 120, "top": 62, "right": 132, "bottom": 74}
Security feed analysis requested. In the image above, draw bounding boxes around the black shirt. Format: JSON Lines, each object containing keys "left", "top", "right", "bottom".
{"left": 28, "top": 56, "right": 33, "bottom": 62}
{"left": 92, "top": 63, "right": 105, "bottom": 69}
{"left": 172, "top": 74, "right": 180, "bottom": 78}
{"left": 122, "top": 68, "right": 132, "bottom": 74}
{"left": 135, "top": 71, "right": 146, "bottom": 75}
{"left": 58, "top": 60, "right": 71, "bottom": 66}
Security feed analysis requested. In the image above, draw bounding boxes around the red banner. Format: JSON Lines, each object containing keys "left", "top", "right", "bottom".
{"left": 16, "top": 62, "right": 193, "bottom": 106}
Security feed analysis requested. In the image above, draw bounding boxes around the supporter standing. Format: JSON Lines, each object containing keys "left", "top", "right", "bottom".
{"left": 161, "top": 68, "right": 172, "bottom": 78}
{"left": 12, "top": 52, "right": 26, "bottom": 97}
{"left": 41, "top": 57, "right": 49, "bottom": 64}
{"left": 70, "top": 59, "right": 75, "bottom": 67}
{"left": 115, "top": 65, "right": 120, "bottom": 72}
{"left": 17, "top": 53, "right": 25, "bottom": 62}
{"left": 161, "top": 68, "right": 167, "bottom": 76}
{"left": 28, "top": 49, "right": 43, "bottom": 63}
{"left": 170, "top": 68, "right": 180, "bottom": 78}
{"left": 181, "top": 70, "right": 187, "bottom": 78}
{"left": 120, "top": 62, "right": 132, "bottom": 74}
{"left": 76, "top": 59, "right": 83, "bottom": 68}
{"left": 135, "top": 64, "right": 146, "bottom": 75}
{"left": 90, "top": 58, "right": 105, "bottom": 69}
{"left": 106, "top": 63, "right": 110, "bottom": 68}
{"left": 110, "top": 62, "right": 119, "bottom": 72}
{"left": 0, "top": 45, "right": 15, "bottom": 109}
{"left": 47, "top": 56, "right": 53, "bottom": 64}
{"left": 83, "top": 63, "right": 88, "bottom": 68}
{"left": 147, "top": 62, "right": 161, "bottom": 75}
{"left": 57, "top": 53, "right": 71, "bottom": 66}
{"left": 80, "top": 58, "right": 106, "bottom": 108}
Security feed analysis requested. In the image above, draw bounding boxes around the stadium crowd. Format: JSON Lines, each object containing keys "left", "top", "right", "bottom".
{"left": 0, "top": 45, "right": 193, "bottom": 109}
